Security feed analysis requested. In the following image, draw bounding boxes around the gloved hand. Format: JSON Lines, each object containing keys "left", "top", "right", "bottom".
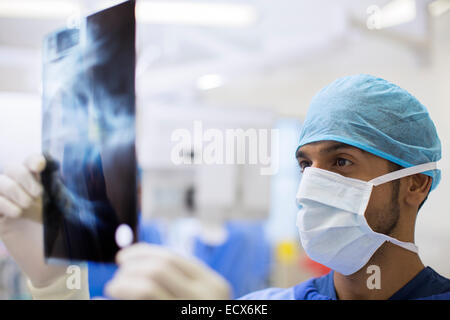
{"left": 104, "top": 243, "right": 231, "bottom": 300}
{"left": 0, "top": 154, "right": 67, "bottom": 288}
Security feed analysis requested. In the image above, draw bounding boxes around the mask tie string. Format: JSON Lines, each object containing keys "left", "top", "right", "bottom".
{"left": 369, "top": 162, "right": 438, "bottom": 186}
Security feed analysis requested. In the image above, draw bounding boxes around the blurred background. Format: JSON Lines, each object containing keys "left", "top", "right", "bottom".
{"left": 0, "top": 0, "right": 449, "bottom": 299}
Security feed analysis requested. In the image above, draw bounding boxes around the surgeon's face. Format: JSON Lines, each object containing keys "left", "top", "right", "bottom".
{"left": 296, "top": 140, "right": 401, "bottom": 236}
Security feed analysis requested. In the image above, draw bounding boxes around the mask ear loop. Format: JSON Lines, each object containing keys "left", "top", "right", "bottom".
{"left": 368, "top": 162, "right": 438, "bottom": 186}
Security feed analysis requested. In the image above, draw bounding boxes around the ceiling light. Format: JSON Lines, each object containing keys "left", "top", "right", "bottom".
{"left": 136, "top": 1, "right": 257, "bottom": 27}
{"left": 196, "top": 74, "right": 224, "bottom": 90}
{"left": 428, "top": 0, "right": 450, "bottom": 16}
{"left": 367, "top": 0, "right": 416, "bottom": 30}
{"left": 0, "top": 0, "right": 79, "bottom": 19}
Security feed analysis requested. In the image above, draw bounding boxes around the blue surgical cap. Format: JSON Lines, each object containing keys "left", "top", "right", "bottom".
{"left": 298, "top": 74, "right": 441, "bottom": 191}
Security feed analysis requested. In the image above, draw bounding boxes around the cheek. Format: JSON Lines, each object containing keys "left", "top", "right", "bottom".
{"left": 364, "top": 184, "right": 392, "bottom": 230}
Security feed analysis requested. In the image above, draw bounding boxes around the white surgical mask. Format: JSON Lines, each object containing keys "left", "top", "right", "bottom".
{"left": 296, "top": 162, "right": 437, "bottom": 276}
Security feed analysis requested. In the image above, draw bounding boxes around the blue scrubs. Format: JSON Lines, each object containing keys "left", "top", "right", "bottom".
{"left": 239, "top": 266, "right": 450, "bottom": 300}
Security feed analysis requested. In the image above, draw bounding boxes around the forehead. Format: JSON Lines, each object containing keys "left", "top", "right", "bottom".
{"left": 296, "top": 141, "right": 365, "bottom": 158}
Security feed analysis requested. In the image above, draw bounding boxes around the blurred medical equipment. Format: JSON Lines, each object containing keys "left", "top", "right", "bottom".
{"left": 139, "top": 103, "right": 274, "bottom": 223}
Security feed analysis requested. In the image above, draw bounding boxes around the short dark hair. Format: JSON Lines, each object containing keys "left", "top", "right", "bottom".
{"left": 388, "top": 162, "right": 428, "bottom": 212}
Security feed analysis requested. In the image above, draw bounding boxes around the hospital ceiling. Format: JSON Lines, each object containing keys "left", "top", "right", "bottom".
{"left": 0, "top": 0, "right": 448, "bottom": 95}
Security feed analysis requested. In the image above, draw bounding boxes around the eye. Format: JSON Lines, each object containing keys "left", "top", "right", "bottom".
{"left": 299, "top": 160, "right": 311, "bottom": 172}
{"left": 335, "top": 158, "right": 352, "bottom": 167}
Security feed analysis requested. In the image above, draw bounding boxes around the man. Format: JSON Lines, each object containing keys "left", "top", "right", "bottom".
{"left": 0, "top": 74, "right": 449, "bottom": 300}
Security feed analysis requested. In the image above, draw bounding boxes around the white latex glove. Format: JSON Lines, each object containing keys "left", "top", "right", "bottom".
{"left": 104, "top": 243, "right": 231, "bottom": 300}
{"left": 0, "top": 154, "right": 67, "bottom": 288}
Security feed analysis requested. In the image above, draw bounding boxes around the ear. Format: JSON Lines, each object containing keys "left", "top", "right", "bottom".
{"left": 404, "top": 173, "right": 432, "bottom": 208}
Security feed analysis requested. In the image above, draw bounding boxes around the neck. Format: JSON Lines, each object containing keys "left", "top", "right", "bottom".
{"left": 333, "top": 242, "right": 425, "bottom": 300}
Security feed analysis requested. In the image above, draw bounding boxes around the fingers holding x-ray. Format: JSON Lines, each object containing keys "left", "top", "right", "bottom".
{"left": 116, "top": 242, "right": 206, "bottom": 277}
{"left": 113, "top": 256, "right": 203, "bottom": 298}
{"left": 0, "top": 194, "right": 21, "bottom": 218}
{"left": 0, "top": 175, "right": 33, "bottom": 213}
{"left": 105, "top": 243, "right": 231, "bottom": 300}
{"left": 24, "top": 154, "right": 46, "bottom": 174}
{"left": 4, "top": 164, "right": 42, "bottom": 198}
{"left": 105, "top": 274, "right": 173, "bottom": 300}
{"left": 0, "top": 155, "right": 45, "bottom": 221}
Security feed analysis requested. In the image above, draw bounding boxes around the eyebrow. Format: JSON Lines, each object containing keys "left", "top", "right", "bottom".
{"left": 295, "top": 142, "right": 359, "bottom": 159}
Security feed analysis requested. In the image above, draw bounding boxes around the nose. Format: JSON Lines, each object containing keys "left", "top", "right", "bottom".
{"left": 310, "top": 161, "right": 329, "bottom": 171}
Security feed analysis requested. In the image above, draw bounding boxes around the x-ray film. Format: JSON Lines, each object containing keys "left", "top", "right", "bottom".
{"left": 41, "top": 1, "right": 137, "bottom": 263}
